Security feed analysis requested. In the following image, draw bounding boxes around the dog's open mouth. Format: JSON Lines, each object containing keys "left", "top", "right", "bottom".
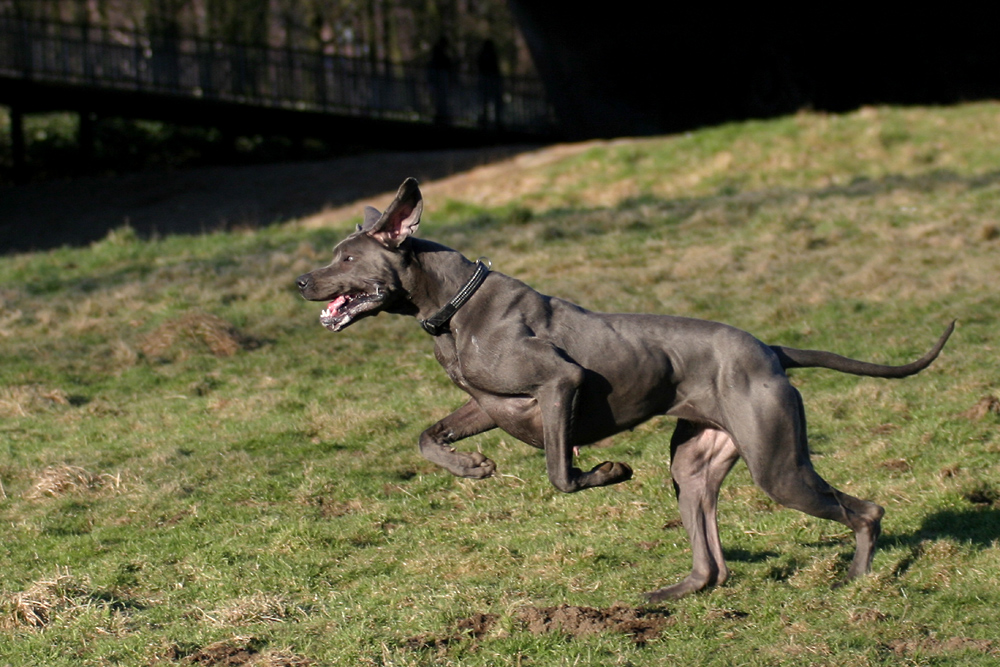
{"left": 319, "top": 289, "right": 384, "bottom": 332}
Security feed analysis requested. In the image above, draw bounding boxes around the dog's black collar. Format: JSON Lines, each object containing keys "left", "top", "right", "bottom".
{"left": 420, "top": 259, "right": 490, "bottom": 336}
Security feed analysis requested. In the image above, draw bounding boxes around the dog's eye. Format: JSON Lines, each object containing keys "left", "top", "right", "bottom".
{"left": 343, "top": 255, "right": 354, "bottom": 262}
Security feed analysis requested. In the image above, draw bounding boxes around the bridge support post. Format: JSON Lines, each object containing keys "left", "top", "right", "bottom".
{"left": 78, "top": 110, "right": 95, "bottom": 168}
{"left": 10, "top": 106, "right": 27, "bottom": 185}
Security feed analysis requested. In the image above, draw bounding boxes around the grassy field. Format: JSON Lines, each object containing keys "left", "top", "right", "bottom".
{"left": 2, "top": 103, "right": 1000, "bottom": 666}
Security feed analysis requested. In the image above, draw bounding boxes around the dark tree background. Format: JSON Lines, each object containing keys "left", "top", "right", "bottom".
{"left": 0, "top": 0, "right": 536, "bottom": 76}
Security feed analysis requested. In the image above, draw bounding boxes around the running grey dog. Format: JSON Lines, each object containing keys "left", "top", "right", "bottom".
{"left": 296, "top": 178, "right": 953, "bottom": 600}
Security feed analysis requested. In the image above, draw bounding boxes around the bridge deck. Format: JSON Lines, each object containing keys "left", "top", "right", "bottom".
{"left": 1, "top": 17, "right": 556, "bottom": 156}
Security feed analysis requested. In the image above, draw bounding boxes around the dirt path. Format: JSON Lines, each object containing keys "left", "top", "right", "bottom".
{"left": 0, "top": 143, "right": 596, "bottom": 253}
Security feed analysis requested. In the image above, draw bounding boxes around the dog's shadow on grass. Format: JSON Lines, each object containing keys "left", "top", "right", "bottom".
{"left": 884, "top": 505, "right": 1000, "bottom": 550}
{"left": 723, "top": 547, "right": 780, "bottom": 564}
{"left": 713, "top": 505, "right": 1000, "bottom": 583}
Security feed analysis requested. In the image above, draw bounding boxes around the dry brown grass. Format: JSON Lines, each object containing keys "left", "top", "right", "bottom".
{"left": 299, "top": 104, "right": 1000, "bottom": 231}
{"left": 0, "top": 384, "right": 69, "bottom": 418}
{"left": 961, "top": 395, "right": 1000, "bottom": 420}
{"left": 204, "top": 595, "right": 309, "bottom": 627}
{"left": 25, "top": 464, "right": 124, "bottom": 500}
{"left": 0, "top": 569, "right": 91, "bottom": 630}
{"left": 139, "top": 311, "right": 255, "bottom": 361}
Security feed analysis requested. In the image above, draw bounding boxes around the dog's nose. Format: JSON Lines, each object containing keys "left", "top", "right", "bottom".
{"left": 296, "top": 274, "right": 312, "bottom": 292}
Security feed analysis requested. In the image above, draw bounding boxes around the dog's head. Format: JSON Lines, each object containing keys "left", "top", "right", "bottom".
{"left": 296, "top": 178, "right": 422, "bottom": 332}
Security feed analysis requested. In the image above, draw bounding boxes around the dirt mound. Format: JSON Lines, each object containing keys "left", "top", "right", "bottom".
{"left": 140, "top": 312, "right": 258, "bottom": 361}
{"left": 183, "top": 638, "right": 259, "bottom": 666}
{"left": 167, "top": 636, "right": 311, "bottom": 666}
{"left": 405, "top": 604, "right": 671, "bottom": 652}
{"left": 404, "top": 612, "right": 498, "bottom": 651}
{"left": 964, "top": 483, "right": 999, "bottom": 506}
{"left": 961, "top": 395, "right": 1000, "bottom": 420}
{"left": 517, "top": 604, "right": 671, "bottom": 644}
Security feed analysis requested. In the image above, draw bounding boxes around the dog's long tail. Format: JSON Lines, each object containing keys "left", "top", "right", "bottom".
{"left": 770, "top": 320, "right": 955, "bottom": 378}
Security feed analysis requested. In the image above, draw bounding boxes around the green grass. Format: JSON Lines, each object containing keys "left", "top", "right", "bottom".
{"left": 2, "top": 102, "right": 1000, "bottom": 665}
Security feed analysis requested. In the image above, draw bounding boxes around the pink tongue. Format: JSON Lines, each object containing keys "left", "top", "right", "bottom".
{"left": 328, "top": 296, "right": 347, "bottom": 314}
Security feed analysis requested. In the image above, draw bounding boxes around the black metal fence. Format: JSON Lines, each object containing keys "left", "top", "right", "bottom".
{"left": 0, "top": 17, "right": 556, "bottom": 135}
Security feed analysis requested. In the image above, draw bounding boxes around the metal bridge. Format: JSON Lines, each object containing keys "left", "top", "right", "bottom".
{"left": 0, "top": 17, "right": 557, "bottom": 177}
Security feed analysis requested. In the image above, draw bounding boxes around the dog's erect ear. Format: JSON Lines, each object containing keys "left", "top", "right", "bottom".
{"left": 362, "top": 206, "right": 381, "bottom": 231}
{"left": 362, "top": 178, "right": 422, "bottom": 248}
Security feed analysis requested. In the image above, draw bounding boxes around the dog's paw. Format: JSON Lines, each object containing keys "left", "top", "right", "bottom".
{"left": 455, "top": 451, "right": 496, "bottom": 479}
{"left": 589, "top": 461, "right": 633, "bottom": 486}
{"left": 644, "top": 579, "right": 702, "bottom": 602}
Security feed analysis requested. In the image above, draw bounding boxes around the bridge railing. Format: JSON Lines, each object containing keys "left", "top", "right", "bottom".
{"left": 0, "top": 17, "right": 556, "bottom": 135}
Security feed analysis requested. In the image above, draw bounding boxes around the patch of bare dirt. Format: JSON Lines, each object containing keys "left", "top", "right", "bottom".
{"left": 183, "top": 639, "right": 260, "bottom": 666}
{"left": 704, "top": 608, "right": 750, "bottom": 621}
{"left": 140, "top": 312, "right": 259, "bottom": 361}
{"left": 881, "top": 458, "right": 911, "bottom": 472}
{"left": 166, "top": 636, "right": 309, "bottom": 666}
{"left": 516, "top": 604, "right": 671, "bottom": 644}
{"left": 961, "top": 395, "right": 1000, "bottom": 420}
{"left": 963, "top": 483, "right": 999, "bottom": 506}
{"left": 404, "top": 612, "right": 499, "bottom": 651}
{"left": 313, "top": 497, "right": 365, "bottom": 519}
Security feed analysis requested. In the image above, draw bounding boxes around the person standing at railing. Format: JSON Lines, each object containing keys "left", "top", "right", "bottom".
{"left": 477, "top": 39, "right": 503, "bottom": 131}
{"left": 150, "top": 25, "right": 180, "bottom": 91}
{"left": 428, "top": 36, "right": 453, "bottom": 125}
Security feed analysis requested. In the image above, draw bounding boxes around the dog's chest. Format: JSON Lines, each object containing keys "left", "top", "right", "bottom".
{"left": 433, "top": 336, "right": 472, "bottom": 390}
{"left": 432, "top": 333, "right": 518, "bottom": 397}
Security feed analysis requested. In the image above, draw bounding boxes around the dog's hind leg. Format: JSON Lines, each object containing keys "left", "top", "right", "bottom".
{"left": 418, "top": 399, "right": 498, "bottom": 478}
{"left": 739, "top": 383, "right": 885, "bottom": 586}
{"left": 646, "top": 420, "right": 740, "bottom": 602}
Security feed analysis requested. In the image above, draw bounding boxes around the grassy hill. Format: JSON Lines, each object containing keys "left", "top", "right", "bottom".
{"left": 2, "top": 102, "right": 999, "bottom": 666}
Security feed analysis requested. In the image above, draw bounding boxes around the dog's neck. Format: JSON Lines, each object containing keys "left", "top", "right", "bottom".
{"left": 400, "top": 238, "right": 483, "bottom": 322}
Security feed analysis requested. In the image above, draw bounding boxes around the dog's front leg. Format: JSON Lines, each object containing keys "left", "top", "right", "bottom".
{"left": 540, "top": 366, "right": 633, "bottom": 493}
{"left": 418, "top": 399, "right": 498, "bottom": 478}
